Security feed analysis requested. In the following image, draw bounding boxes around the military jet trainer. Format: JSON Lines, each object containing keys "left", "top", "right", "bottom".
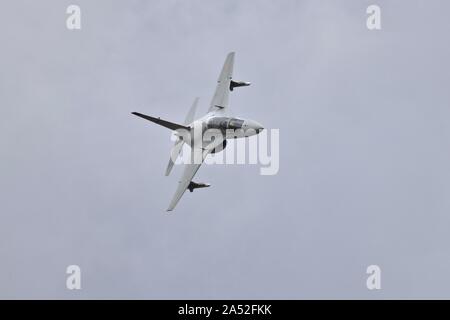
{"left": 132, "top": 52, "right": 264, "bottom": 211}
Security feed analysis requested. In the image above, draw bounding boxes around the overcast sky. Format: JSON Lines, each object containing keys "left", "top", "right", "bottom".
{"left": 1, "top": 0, "right": 450, "bottom": 299}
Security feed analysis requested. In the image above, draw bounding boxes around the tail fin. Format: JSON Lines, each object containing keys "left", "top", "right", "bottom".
{"left": 184, "top": 97, "right": 199, "bottom": 125}
{"left": 165, "top": 98, "right": 199, "bottom": 176}
{"left": 165, "top": 137, "right": 183, "bottom": 176}
{"left": 131, "top": 112, "right": 190, "bottom": 131}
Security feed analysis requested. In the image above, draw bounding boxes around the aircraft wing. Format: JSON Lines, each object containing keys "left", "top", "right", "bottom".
{"left": 207, "top": 52, "right": 235, "bottom": 114}
{"left": 166, "top": 137, "right": 223, "bottom": 211}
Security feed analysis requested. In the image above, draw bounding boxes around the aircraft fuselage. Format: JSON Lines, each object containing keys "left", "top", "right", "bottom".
{"left": 177, "top": 115, "right": 264, "bottom": 149}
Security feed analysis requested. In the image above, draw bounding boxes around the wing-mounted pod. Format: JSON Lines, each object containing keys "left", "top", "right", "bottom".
{"left": 230, "top": 80, "right": 251, "bottom": 91}
{"left": 187, "top": 181, "right": 211, "bottom": 192}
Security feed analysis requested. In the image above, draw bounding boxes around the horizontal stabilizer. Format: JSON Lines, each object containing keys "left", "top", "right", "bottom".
{"left": 132, "top": 112, "right": 190, "bottom": 131}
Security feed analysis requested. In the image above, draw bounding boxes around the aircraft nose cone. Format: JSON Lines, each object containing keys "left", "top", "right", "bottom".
{"left": 244, "top": 120, "right": 264, "bottom": 133}
{"left": 256, "top": 124, "right": 264, "bottom": 133}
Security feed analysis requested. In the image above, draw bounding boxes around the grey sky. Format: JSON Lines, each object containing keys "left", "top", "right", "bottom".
{"left": 1, "top": 0, "right": 450, "bottom": 299}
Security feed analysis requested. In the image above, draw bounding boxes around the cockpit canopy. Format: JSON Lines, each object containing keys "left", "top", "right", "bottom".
{"left": 207, "top": 117, "right": 244, "bottom": 130}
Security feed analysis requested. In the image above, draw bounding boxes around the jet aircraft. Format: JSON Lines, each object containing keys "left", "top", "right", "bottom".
{"left": 132, "top": 52, "right": 264, "bottom": 211}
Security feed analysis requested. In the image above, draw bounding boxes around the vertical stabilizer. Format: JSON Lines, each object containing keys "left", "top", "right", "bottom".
{"left": 165, "top": 98, "right": 199, "bottom": 176}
